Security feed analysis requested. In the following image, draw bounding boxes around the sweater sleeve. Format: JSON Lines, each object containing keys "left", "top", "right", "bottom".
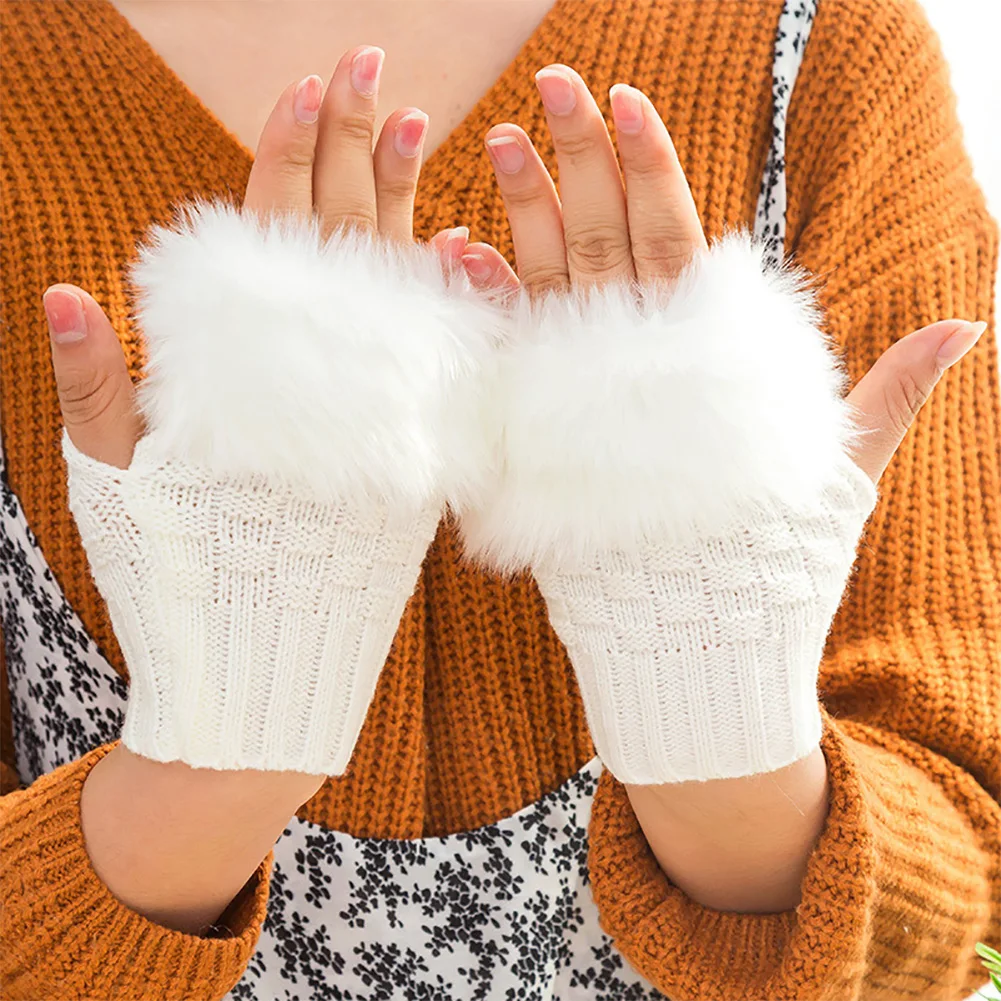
{"left": 0, "top": 632, "right": 21, "bottom": 795}
{"left": 586, "top": 3, "right": 1001, "bottom": 999}
{"left": 1, "top": 742, "right": 272, "bottom": 1001}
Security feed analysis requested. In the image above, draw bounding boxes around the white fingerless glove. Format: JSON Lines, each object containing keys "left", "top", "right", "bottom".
{"left": 456, "top": 232, "right": 878, "bottom": 785}
{"left": 65, "top": 202, "right": 498, "bottom": 774}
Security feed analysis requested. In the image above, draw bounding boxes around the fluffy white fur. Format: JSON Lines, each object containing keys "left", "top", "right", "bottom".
{"left": 129, "top": 199, "right": 502, "bottom": 508}
{"left": 456, "top": 229, "right": 865, "bottom": 572}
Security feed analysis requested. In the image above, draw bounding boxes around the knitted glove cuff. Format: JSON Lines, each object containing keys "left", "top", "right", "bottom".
{"left": 534, "top": 451, "right": 877, "bottom": 784}
{"left": 65, "top": 201, "right": 499, "bottom": 773}
{"left": 65, "top": 432, "right": 440, "bottom": 774}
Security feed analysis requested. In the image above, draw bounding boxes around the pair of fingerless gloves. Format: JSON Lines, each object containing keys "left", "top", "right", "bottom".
{"left": 65, "top": 202, "right": 877, "bottom": 785}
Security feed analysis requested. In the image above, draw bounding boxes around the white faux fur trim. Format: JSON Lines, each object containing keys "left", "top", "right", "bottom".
{"left": 455, "top": 230, "right": 863, "bottom": 571}
{"left": 129, "top": 199, "right": 502, "bottom": 508}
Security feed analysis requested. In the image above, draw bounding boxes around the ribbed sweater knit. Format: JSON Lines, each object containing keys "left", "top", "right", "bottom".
{"left": 1, "top": 1, "right": 999, "bottom": 999}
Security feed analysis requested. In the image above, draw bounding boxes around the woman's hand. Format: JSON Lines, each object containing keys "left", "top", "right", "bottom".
{"left": 47, "top": 46, "right": 428, "bottom": 471}
{"left": 46, "top": 47, "right": 429, "bottom": 936}
{"left": 444, "top": 63, "right": 989, "bottom": 912}
{"left": 436, "top": 63, "right": 986, "bottom": 481}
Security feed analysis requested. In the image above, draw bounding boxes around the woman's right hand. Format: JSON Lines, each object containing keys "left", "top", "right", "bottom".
{"left": 44, "top": 45, "right": 428, "bottom": 471}
{"left": 47, "top": 48, "right": 429, "bottom": 936}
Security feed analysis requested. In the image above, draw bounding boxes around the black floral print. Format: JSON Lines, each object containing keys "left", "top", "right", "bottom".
{"left": 0, "top": 447, "right": 127, "bottom": 786}
{"left": 756, "top": 0, "right": 819, "bottom": 270}
{"left": 225, "top": 758, "right": 669, "bottom": 1000}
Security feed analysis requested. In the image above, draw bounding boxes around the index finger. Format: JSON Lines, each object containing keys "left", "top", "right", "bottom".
{"left": 534, "top": 64, "right": 634, "bottom": 287}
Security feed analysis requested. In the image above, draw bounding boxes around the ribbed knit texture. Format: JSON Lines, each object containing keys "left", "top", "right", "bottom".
{"left": 532, "top": 454, "right": 879, "bottom": 785}
{"left": 62, "top": 432, "right": 442, "bottom": 775}
{"left": 1, "top": 1, "right": 999, "bottom": 999}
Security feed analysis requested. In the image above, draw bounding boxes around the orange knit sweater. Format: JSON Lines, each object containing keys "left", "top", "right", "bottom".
{"left": 1, "top": 1, "right": 999, "bottom": 999}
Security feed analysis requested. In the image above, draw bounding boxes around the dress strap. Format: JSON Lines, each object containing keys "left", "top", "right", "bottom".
{"left": 754, "top": 0, "right": 820, "bottom": 268}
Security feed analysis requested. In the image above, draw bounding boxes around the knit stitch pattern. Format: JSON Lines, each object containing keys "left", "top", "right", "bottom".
{"left": 63, "top": 432, "right": 440, "bottom": 774}
{"left": 535, "top": 452, "right": 878, "bottom": 784}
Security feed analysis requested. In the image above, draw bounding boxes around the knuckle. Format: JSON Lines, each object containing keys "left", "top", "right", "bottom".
{"left": 377, "top": 175, "right": 418, "bottom": 204}
{"left": 278, "top": 144, "right": 316, "bottom": 173}
{"left": 564, "top": 223, "right": 632, "bottom": 276}
{"left": 322, "top": 207, "right": 378, "bottom": 233}
{"left": 631, "top": 232, "right": 696, "bottom": 275}
{"left": 501, "top": 182, "right": 551, "bottom": 213}
{"left": 880, "top": 368, "right": 931, "bottom": 436}
{"left": 522, "top": 266, "right": 570, "bottom": 295}
{"left": 256, "top": 129, "right": 315, "bottom": 174}
{"left": 624, "top": 151, "right": 669, "bottom": 181}
{"left": 552, "top": 130, "right": 600, "bottom": 164}
{"left": 57, "top": 369, "right": 120, "bottom": 426}
{"left": 332, "top": 110, "right": 377, "bottom": 147}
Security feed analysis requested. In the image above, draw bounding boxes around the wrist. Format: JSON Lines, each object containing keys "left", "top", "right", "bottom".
{"left": 624, "top": 745, "right": 831, "bottom": 913}
{"left": 98, "top": 742, "right": 327, "bottom": 808}
{"left": 80, "top": 744, "right": 321, "bottom": 933}
{"left": 81, "top": 744, "right": 325, "bottom": 843}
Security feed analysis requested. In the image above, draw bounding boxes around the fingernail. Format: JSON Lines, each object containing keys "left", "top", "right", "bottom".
{"left": 394, "top": 110, "right": 428, "bottom": 158}
{"left": 350, "top": 46, "right": 384, "bottom": 98}
{"left": 936, "top": 320, "right": 987, "bottom": 367}
{"left": 462, "top": 252, "right": 493, "bottom": 281}
{"left": 445, "top": 227, "right": 469, "bottom": 261}
{"left": 292, "top": 74, "right": 323, "bottom": 124}
{"left": 535, "top": 67, "right": 576, "bottom": 116}
{"left": 610, "top": 84, "right": 644, "bottom": 135}
{"left": 486, "top": 135, "right": 525, "bottom": 174}
{"left": 43, "top": 288, "right": 87, "bottom": 344}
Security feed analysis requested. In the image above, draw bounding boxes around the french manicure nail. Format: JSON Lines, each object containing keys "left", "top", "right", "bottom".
{"left": 486, "top": 135, "right": 526, "bottom": 174}
{"left": 445, "top": 227, "right": 469, "bottom": 262}
{"left": 462, "top": 253, "right": 493, "bottom": 280}
{"left": 936, "top": 320, "right": 987, "bottom": 367}
{"left": 350, "top": 46, "right": 384, "bottom": 97}
{"left": 293, "top": 75, "right": 323, "bottom": 124}
{"left": 43, "top": 288, "right": 87, "bottom": 344}
{"left": 394, "top": 111, "right": 428, "bottom": 158}
{"left": 535, "top": 68, "right": 576, "bottom": 116}
{"left": 610, "top": 84, "right": 644, "bottom": 135}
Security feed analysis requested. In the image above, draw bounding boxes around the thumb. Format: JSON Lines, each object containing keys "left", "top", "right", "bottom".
{"left": 844, "top": 317, "right": 987, "bottom": 484}
{"left": 43, "top": 284, "right": 143, "bottom": 468}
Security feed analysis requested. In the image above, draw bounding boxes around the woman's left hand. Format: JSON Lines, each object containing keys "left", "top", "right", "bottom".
{"left": 433, "top": 64, "right": 989, "bottom": 911}
{"left": 432, "top": 63, "right": 986, "bottom": 484}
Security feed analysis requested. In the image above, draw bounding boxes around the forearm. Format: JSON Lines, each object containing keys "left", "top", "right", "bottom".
{"left": 80, "top": 744, "right": 323, "bottom": 934}
{"left": 624, "top": 743, "right": 830, "bottom": 914}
